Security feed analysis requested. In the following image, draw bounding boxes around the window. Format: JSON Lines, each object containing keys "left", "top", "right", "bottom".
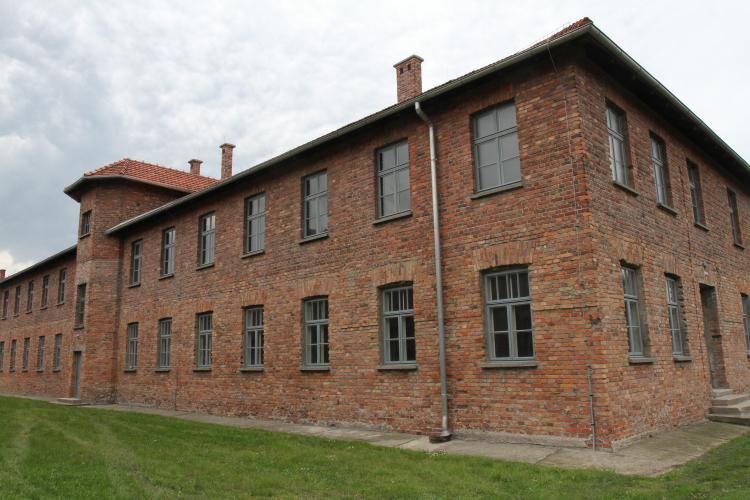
{"left": 622, "top": 267, "right": 643, "bottom": 356}
{"left": 41, "top": 275, "right": 50, "bottom": 308}
{"left": 10, "top": 339, "right": 16, "bottom": 371}
{"left": 304, "top": 172, "right": 328, "bottom": 237}
{"left": 246, "top": 195, "right": 266, "bottom": 253}
{"left": 728, "top": 190, "right": 743, "bottom": 245}
{"left": 197, "top": 313, "right": 212, "bottom": 368}
{"left": 651, "top": 137, "right": 668, "bottom": 204}
{"left": 159, "top": 319, "right": 171, "bottom": 369}
{"left": 0, "top": 342, "right": 4, "bottom": 371}
{"left": 80, "top": 211, "right": 92, "bottom": 236}
{"left": 14, "top": 286, "right": 21, "bottom": 315}
{"left": 37, "top": 336, "right": 45, "bottom": 370}
{"left": 2, "top": 290, "right": 8, "bottom": 319}
{"left": 126, "top": 324, "right": 138, "bottom": 369}
{"left": 473, "top": 103, "right": 520, "bottom": 192}
{"left": 58, "top": 269, "right": 67, "bottom": 303}
{"left": 305, "top": 298, "right": 329, "bottom": 366}
{"left": 26, "top": 281, "right": 34, "bottom": 312}
{"left": 741, "top": 296, "right": 750, "bottom": 355}
{"left": 244, "top": 307, "right": 264, "bottom": 367}
{"left": 76, "top": 284, "right": 86, "bottom": 326}
{"left": 382, "top": 286, "right": 415, "bottom": 364}
{"left": 688, "top": 163, "right": 703, "bottom": 224}
{"left": 607, "top": 106, "right": 629, "bottom": 186}
{"left": 131, "top": 240, "right": 143, "bottom": 284}
{"left": 162, "top": 228, "right": 176, "bottom": 276}
{"left": 485, "top": 269, "right": 534, "bottom": 360}
{"left": 200, "top": 213, "right": 216, "bottom": 265}
{"left": 666, "top": 278, "right": 683, "bottom": 355}
{"left": 53, "top": 334, "right": 62, "bottom": 370}
{"left": 22, "top": 338, "right": 30, "bottom": 370}
{"left": 378, "top": 142, "right": 410, "bottom": 217}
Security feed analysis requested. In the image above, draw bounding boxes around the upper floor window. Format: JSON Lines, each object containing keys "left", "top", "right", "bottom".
{"left": 666, "top": 277, "right": 684, "bottom": 355}
{"left": 58, "top": 269, "right": 67, "bottom": 303}
{"left": 305, "top": 298, "right": 329, "bottom": 366}
{"left": 304, "top": 172, "right": 328, "bottom": 238}
{"left": 378, "top": 142, "right": 410, "bottom": 217}
{"left": 383, "top": 286, "right": 415, "bottom": 364}
{"left": 127, "top": 323, "right": 138, "bottom": 369}
{"left": 14, "top": 286, "right": 21, "bottom": 315}
{"left": 80, "top": 211, "right": 92, "bottom": 237}
{"left": 162, "top": 228, "right": 176, "bottom": 276}
{"left": 10, "top": 339, "right": 16, "bottom": 371}
{"left": 606, "top": 105, "right": 629, "bottom": 186}
{"left": 26, "top": 281, "right": 34, "bottom": 313}
{"left": 41, "top": 275, "right": 50, "bottom": 308}
{"left": 53, "top": 334, "right": 62, "bottom": 371}
{"left": 159, "top": 318, "right": 171, "bottom": 369}
{"left": 197, "top": 313, "right": 212, "bottom": 368}
{"left": 650, "top": 137, "right": 668, "bottom": 205}
{"left": 37, "top": 336, "right": 45, "bottom": 371}
{"left": 22, "top": 338, "right": 30, "bottom": 370}
{"left": 245, "top": 307, "right": 264, "bottom": 368}
{"left": 688, "top": 162, "right": 704, "bottom": 224}
{"left": 473, "top": 103, "right": 520, "bottom": 192}
{"left": 728, "top": 190, "right": 743, "bottom": 245}
{"left": 131, "top": 240, "right": 143, "bottom": 284}
{"left": 75, "top": 284, "right": 86, "bottom": 326}
{"left": 200, "top": 213, "right": 216, "bottom": 266}
{"left": 246, "top": 195, "right": 266, "bottom": 253}
{"left": 485, "top": 269, "right": 533, "bottom": 361}
{"left": 2, "top": 290, "right": 8, "bottom": 319}
{"left": 742, "top": 295, "right": 750, "bottom": 355}
{"left": 622, "top": 267, "right": 644, "bottom": 356}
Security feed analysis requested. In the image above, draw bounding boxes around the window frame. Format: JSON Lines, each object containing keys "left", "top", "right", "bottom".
{"left": 0, "top": 341, "right": 4, "bottom": 371}
{"left": 2, "top": 290, "right": 8, "bottom": 319}
{"left": 131, "top": 240, "right": 143, "bottom": 284}
{"left": 665, "top": 277, "right": 683, "bottom": 355}
{"left": 304, "top": 298, "right": 329, "bottom": 366}
{"left": 650, "top": 136, "right": 668, "bottom": 205}
{"left": 728, "top": 189, "right": 743, "bottom": 245}
{"left": 687, "top": 162, "right": 703, "bottom": 224}
{"left": 75, "top": 284, "right": 86, "bottom": 326}
{"left": 303, "top": 171, "right": 328, "bottom": 238}
{"left": 80, "top": 211, "right": 92, "bottom": 237}
{"left": 197, "top": 313, "right": 212, "bottom": 368}
{"left": 41, "top": 275, "right": 50, "bottom": 308}
{"left": 53, "top": 334, "right": 62, "bottom": 371}
{"left": 159, "top": 318, "right": 171, "bottom": 369}
{"left": 244, "top": 307, "right": 264, "bottom": 368}
{"left": 472, "top": 102, "right": 521, "bottom": 193}
{"left": 37, "top": 336, "right": 45, "bottom": 371}
{"left": 606, "top": 105, "right": 630, "bottom": 186}
{"left": 26, "top": 281, "right": 34, "bottom": 313}
{"left": 246, "top": 194, "right": 266, "bottom": 254}
{"left": 162, "top": 228, "right": 176, "bottom": 276}
{"left": 199, "top": 213, "right": 216, "bottom": 266}
{"left": 377, "top": 142, "right": 411, "bottom": 218}
{"left": 22, "top": 337, "right": 30, "bottom": 371}
{"left": 742, "top": 295, "right": 750, "bottom": 355}
{"left": 484, "top": 268, "right": 534, "bottom": 361}
{"left": 382, "top": 286, "right": 416, "bottom": 364}
{"left": 58, "top": 269, "right": 67, "bottom": 304}
{"left": 622, "top": 267, "right": 644, "bottom": 356}
{"left": 14, "top": 286, "right": 21, "bottom": 315}
{"left": 126, "top": 323, "right": 138, "bottom": 370}
{"left": 10, "top": 339, "right": 17, "bottom": 371}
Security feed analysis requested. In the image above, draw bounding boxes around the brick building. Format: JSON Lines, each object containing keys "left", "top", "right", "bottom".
{"left": 1, "top": 19, "right": 749, "bottom": 450}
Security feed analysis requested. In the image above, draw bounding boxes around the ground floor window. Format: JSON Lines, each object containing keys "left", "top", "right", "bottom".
{"left": 305, "top": 298, "right": 329, "bottom": 366}
{"left": 198, "top": 313, "right": 212, "bottom": 368}
{"left": 382, "top": 286, "right": 415, "bottom": 364}
{"left": 245, "top": 307, "right": 264, "bottom": 367}
{"left": 485, "top": 269, "right": 533, "bottom": 360}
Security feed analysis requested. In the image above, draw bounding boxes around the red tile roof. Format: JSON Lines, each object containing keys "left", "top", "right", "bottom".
{"left": 78, "top": 158, "right": 218, "bottom": 193}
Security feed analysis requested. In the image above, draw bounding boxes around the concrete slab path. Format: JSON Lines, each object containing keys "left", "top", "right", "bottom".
{"left": 3, "top": 392, "right": 747, "bottom": 476}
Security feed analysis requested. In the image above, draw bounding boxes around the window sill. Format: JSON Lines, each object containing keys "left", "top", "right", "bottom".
{"left": 480, "top": 361, "right": 539, "bottom": 369}
{"left": 299, "top": 365, "right": 330, "bottom": 372}
{"left": 127, "top": 283, "right": 141, "bottom": 289}
{"left": 195, "top": 263, "right": 215, "bottom": 271}
{"left": 734, "top": 243, "right": 746, "bottom": 250}
{"left": 25, "top": 310, "right": 32, "bottom": 314}
{"left": 36, "top": 369, "right": 43, "bottom": 373}
{"left": 158, "top": 274, "right": 174, "bottom": 281}
{"left": 56, "top": 302, "right": 65, "bottom": 307}
{"left": 612, "top": 180, "right": 640, "bottom": 197}
{"left": 629, "top": 356, "right": 656, "bottom": 364}
{"left": 40, "top": 306, "right": 47, "bottom": 311}
{"left": 78, "top": 233, "right": 91, "bottom": 240}
{"left": 13, "top": 314, "right": 18, "bottom": 318}
{"left": 8, "top": 369, "right": 14, "bottom": 373}
{"left": 298, "top": 233, "right": 329, "bottom": 245}
{"left": 239, "top": 367, "right": 264, "bottom": 372}
{"left": 673, "top": 355, "right": 695, "bottom": 362}
{"left": 372, "top": 211, "right": 413, "bottom": 225}
{"left": 192, "top": 367, "right": 212, "bottom": 372}
{"left": 241, "top": 250, "right": 265, "bottom": 260}
{"left": 53, "top": 369, "right": 60, "bottom": 373}
{"left": 154, "top": 368, "right": 170, "bottom": 373}
{"left": 469, "top": 181, "right": 524, "bottom": 201}
{"left": 22, "top": 369, "right": 28, "bottom": 373}
{"left": 377, "top": 364, "right": 418, "bottom": 371}
{"left": 656, "top": 203, "right": 678, "bottom": 216}
{"left": 123, "top": 368, "right": 137, "bottom": 373}
{"left": 73, "top": 325, "right": 84, "bottom": 330}
{"left": 694, "top": 222, "right": 710, "bottom": 232}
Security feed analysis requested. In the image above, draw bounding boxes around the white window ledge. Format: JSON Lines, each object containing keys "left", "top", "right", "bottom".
{"left": 480, "top": 361, "right": 539, "bottom": 369}
{"left": 377, "top": 364, "right": 418, "bottom": 371}
{"left": 299, "top": 365, "right": 330, "bottom": 372}
{"left": 469, "top": 181, "right": 524, "bottom": 201}
{"left": 629, "top": 357, "right": 656, "bottom": 364}
{"left": 673, "top": 355, "right": 695, "bottom": 362}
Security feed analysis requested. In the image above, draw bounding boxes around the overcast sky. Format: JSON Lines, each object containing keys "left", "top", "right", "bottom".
{"left": 1, "top": 0, "right": 748, "bottom": 275}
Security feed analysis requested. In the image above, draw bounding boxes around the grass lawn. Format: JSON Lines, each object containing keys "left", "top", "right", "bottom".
{"left": 1, "top": 396, "right": 750, "bottom": 499}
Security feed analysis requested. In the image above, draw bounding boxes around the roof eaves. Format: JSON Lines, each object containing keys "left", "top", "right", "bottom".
{"left": 0, "top": 244, "right": 78, "bottom": 286}
{"left": 64, "top": 174, "right": 194, "bottom": 200}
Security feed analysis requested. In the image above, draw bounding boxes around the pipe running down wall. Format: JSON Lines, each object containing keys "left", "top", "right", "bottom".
{"left": 415, "top": 101, "right": 451, "bottom": 440}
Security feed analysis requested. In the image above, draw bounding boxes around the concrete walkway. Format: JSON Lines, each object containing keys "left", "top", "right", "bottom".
{"left": 4, "top": 392, "right": 748, "bottom": 476}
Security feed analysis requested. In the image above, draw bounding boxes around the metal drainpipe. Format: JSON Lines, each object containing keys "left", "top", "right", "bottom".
{"left": 415, "top": 101, "right": 451, "bottom": 441}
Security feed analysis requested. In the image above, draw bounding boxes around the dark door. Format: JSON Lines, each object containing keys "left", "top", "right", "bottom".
{"left": 700, "top": 286, "right": 728, "bottom": 389}
{"left": 73, "top": 352, "right": 82, "bottom": 398}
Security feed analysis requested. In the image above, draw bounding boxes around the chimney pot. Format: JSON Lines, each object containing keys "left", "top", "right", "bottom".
{"left": 0, "top": 269, "right": 5, "bottom": 280}
{"left": 188, "top": 159, "right": 203, "bottom": 176}
{"left": 220, "top": 143, "right": 236, "bottom": 180}
{"left": 394, "top": 55, "right": 424, "bottom": 103}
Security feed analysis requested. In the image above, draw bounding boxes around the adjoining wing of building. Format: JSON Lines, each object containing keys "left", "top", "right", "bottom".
{"left": 2, "top": 18, "right": 749, "bottom": 450}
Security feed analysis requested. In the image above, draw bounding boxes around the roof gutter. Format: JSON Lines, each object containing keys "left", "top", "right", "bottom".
{"left": 0, "top": 244, "right": 77, "bottom": 286}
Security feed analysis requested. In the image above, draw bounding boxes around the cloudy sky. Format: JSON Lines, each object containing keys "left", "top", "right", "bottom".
{"left": 1, "top": 0, "right": 748, "bottom": 275}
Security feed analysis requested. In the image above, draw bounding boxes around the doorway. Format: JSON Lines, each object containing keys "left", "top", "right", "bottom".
{"left": 700, "top": 285, "right": 728, "bottom": 389}
{"left": 73, "top": 351, "right": 82, "bottom": 398}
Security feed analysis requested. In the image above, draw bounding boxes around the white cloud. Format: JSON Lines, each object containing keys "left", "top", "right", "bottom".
{"left": 0, "top": 250, "right": 36, "bottom": 277}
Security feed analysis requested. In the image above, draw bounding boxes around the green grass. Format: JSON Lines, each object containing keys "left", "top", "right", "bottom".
{"left": 1, "top": 396, "right": 750, "bottom": 499}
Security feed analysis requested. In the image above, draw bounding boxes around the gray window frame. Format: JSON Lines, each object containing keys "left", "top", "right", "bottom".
{"left": 484, "top": 269, "right": 534, "bottom": 361}
{"left": 10, "top": 339, "right": 17, "bottom": 371}
{"left": 246, "top": 194, "right": 266, "bottom": 253}
{"left": 607, "top": 105, "right": 629, "bottom": 186}
{"left": 742, "top": 296, "right": 750, "bottom": 355}
{"left": 41, "top": 275, "right": 50, "bottom": 308}
{"left": 26, "top": 281, "right": 34, "bottom": 312}
{"left": 728, "top": 190, "right": 742, "bottom": 245}
{"left": 127, "top": 323, "right": 138, "bottom": 369}
{"left": 14, "top": 286, "right": 21, "bottom": 315}
{"left": 651, "top": 137, "right": 667, "bottom": 204}
{"left": 666, "top": 277, "right": 683, "bottom": 355}
{"left": 37, "top": 336, "right": 45, "bottom": 371}
{"left": 75, "top": 284, "right": 86, "bottom": 326}
{"left": 159, "top": 318, "right": 171, "bottom": 369}
{"left": 58, "top": 268, "right": 67, "bottom": 304}
{"left": 303, "top": 171, "right": 328, "bottom": 238}
{"left": 2, "top": 290, "right": 8, "bottom": 318}
{"left": 382, "top": 286, "right": 416, "bottom": 364}
{"left": 473, "top": 103, "right": 520, "bottom": 192}
{"left": 304, "top": 298, "right": 329, "bottom": 366}
{"left": 244, "top": 307, "right": 264, "bottom": 368}
{"left": 131, "top": 240, "right": 143, "bottom": 284}
{"left": 22, "top": 337, "right": 30, "bottom": 370}
{"left": 81, "top": 211, "right": 91, "bottom": 236}
{"left": 0, "top": 341, "right": 4, "bottom": 370}
{"left": 688, "top": 163, "right": 702, "bottom": 224}
{"left": 162, "top": 228, "right": 176, "bottom": 276}
{"left": 54, "top": 334, "right": 62, "bottom": 371}
{"left": 197, "top": 313, "right": 212, "bottom": 368}
{"left": 622, "top": 267, "right": 643, "bottom": 356}
{"left": 200, "top": 213, "right": 216, "bottom": 266}
{"left": 378, "top": 142, "right": 411, "bottom": 218}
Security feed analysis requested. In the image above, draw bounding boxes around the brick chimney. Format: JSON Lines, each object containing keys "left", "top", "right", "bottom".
{"left": 220, "top": 143, "right": 236, "bottom": 180}
{"left": 0, "top": 270, "right": 5, "bottom": 280}
{"left": 188, "top": 159, "right": 203, "bottom": 176}
{"left": 394, "top": 55, "right": 424, "bottom": 103}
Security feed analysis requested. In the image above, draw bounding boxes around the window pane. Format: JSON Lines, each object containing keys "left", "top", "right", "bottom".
{"left": 518, "top": 272, "right": 529, "bottom": 298}
{"left": 382, "top": 172, "right": 396, "bottom": 195}
{"left": 396, "top": 143, "right": 408, "bottom": 166}
{"left": 493, "top": 333, "right": 510, "bottom": 358}
{"left": 319, "top": 172, "right": 327, "bottom": 192}
{"left": 491, "top": 306, "right": 508, "bottom": 333}
{"left": 516, "top": 331, "right": 534, "bottom": 358}
{"left": 397, "top": 168, "right": 409, "bottom": 191}
{"left": 306, "top": 176, "right": 318, "bottom": 196}
{"left": 398, "top": 190, "right": 410, "bottom": 212}
{"left": 475, "top": 111, "right": 496, "bottom": 139}
{"left": 477, "top": 140, "right": 499, "bottom": 168}
{"left": 500, "top": 133, "right": 519, "bottom": 160}
{"left": 479, "top": 165, "right": 500, "bottom": 191}
{"left": 514, "top": 304, "right": 532, "bottom": 331}
{"left": 502, "top": 156, "right": 521, "bottom": 185}
{"left": 497, "top": 105, "right": 517, "bottom": 132}
{"left": 380, "top": 148, "right": 395, "bottom": 171}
